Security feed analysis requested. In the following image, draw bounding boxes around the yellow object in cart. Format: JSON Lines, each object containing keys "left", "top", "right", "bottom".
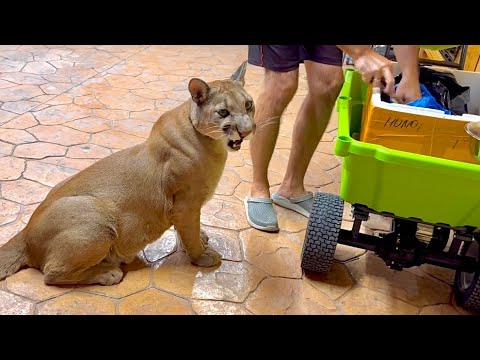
{"left": 419, "top": 45, "right": 459, "bottom": 51}
{"left": 360, "top": 86, "right": 480, "bottom": 164}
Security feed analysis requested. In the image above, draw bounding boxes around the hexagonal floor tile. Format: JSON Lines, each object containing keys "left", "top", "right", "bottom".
{"left": 153, "top": 252, "right": 266, "bottom": 302}
{"left": 0, "top": 221, "right": 25, "bottom": 246}
{"left": 303, "top": 262, "right": 355, "bottom": 301}
{"left": 0, "top": 141, "right": 13, "bottom": 156}
{"left": 245, "top": 277, "right": 339, "bottom": 315}
{"left": 0, "top": 156, "right": 25, "bottom": 180}
{"left": 192, "top": 300, "right": 251, "bottom": 315}
{"left": 118, "top": 288, "right": 192, "bottom": 315}
{"left": 346, "top": 252, "right": 452, "bottom": 308}
{"left": 1, "top": 179, "right": 51, "bottom": 205}
{"left": 0, "top": 128, "right": 36, "bottom": 144}
{"left": 239, "top": 229, "right": 303, "bottom": 278}
{"left": 0, "top": 289, "right": 34, "bottom": 315}
{"left": 275, "top": 206, "right": 308, "bottom": 233}
{"left": 201, "top": 226, "right": 243, "bottom": 262}
{"left": 66, "top": 117, "right": 111, "bottom": 133}
{"left": 36, "top": 291, "right": 117, "bottom": 315}
{"left": 91, "top": 129, "right": 143, "bottom": 149}
{"left": 0, "top": 199, "right": 21, "bottom": 226}
{"left": 67, "top": 144, "right": 111, "bottom": 159}
{"left": 419, "top": 304, "right": 461, "bottom": 315}
{"left": 6, "top": 268, "right": 73, "bottom": 301}
{"left": 14, "top": 142, "right": 66, "bottom": 159}
{"left": 339, "top": 287, "right": 418, "bottom": 315}
{"left": 215, "top": 169, "right": 242, "bottom": 196}
{"left": 23, "top": 160, "right": 77, "bottom": 187}
{"left": 28, "top": 125, "right": 89, "bottom": 146}
{"left": 200, "top": 199, "right": 249, "bottom": 231}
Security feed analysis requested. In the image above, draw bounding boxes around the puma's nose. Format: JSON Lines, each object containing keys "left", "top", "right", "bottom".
{"left": 239, "top": 128, "right": 253, "bottom": 139}
{"left": 238, "top": 116, "right": 255, "bottom": 137}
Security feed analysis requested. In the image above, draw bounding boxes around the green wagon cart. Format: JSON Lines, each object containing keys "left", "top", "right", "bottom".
{"left": 301, "top": 68, "right": 480, "bottom": 310}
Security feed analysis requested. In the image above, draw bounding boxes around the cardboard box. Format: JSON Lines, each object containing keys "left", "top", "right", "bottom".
{"left": 360, "top": 67, "right": 480, "bottom": 164}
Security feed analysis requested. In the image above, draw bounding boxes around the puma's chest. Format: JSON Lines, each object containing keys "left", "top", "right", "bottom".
{"left": 197, "top": 153, "right": 227, "bottom": 189}
{"left": 177, "top": 151, "right": 227, "bottom": 199}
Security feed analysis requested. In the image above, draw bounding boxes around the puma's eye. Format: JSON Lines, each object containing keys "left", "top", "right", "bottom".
{"left": 245, "top": 100, "right": 253, "bottom": 110}
{"left": 217, "top": 109, "right": 230, "bottom": 118}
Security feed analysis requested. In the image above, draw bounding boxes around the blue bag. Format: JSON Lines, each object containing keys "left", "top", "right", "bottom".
{"left": 395, "top": 84, "right": 452, "bottom": 115}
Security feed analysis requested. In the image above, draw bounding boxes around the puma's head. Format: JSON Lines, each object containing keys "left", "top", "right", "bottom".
{"left": 188, "top": 61, "right": 255, "bottom": 151}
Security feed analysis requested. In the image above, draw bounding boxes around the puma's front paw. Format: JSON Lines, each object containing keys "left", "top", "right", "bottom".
{"left": 191, "top": 247, "right": 221, "bottom": 267}
{"left": 200, "top": 228, "right": 209, "bottom": 246}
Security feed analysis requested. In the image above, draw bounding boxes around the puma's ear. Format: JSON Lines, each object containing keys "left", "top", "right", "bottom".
{"left": 230, "top": 61, "right": 247, "bottom": 86}
{"left": 188, "top": 78, "right": 210, "bottom": 105}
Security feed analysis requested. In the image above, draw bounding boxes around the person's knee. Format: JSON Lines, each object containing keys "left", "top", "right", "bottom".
{"left": 262, "top": 70, "right": 298, "bottom": 114}
{"left": 308, "top": 68, "right": 344, "bottom": 103}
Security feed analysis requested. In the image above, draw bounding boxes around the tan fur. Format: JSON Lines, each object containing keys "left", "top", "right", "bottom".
{"left": 0, "top": 62, "right": 255, "bottom": 286}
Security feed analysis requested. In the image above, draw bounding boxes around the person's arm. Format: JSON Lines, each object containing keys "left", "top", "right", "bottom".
{"left": 337, "top": 45, "right": 395, "bottom": 97}
{"left": 393, "top": 45, "right": 422, "bottom": 102}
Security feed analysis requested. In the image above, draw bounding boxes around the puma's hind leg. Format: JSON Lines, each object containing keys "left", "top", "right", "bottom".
{"left": 44, "top": 261, "right": 123, "bottom": 286}
{"left": 41, "top": 221, "right": 122, "bottom": 286}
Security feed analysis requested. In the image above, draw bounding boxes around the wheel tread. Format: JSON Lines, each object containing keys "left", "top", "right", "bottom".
{"left": 301, "top": 192, "right": 344, "bottom": 273}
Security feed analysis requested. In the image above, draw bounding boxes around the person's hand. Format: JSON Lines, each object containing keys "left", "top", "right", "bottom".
{"left": 395, "top": 77, "right": 422, "bottom": 103}
{"left": 337, "top": 45, "right": 396, "bottom": 97}
{"left": 353, "top": 51, "right": 395, "bottom": 97}
{"left": 392, "top": 45, "right": 422, "bottom": 103}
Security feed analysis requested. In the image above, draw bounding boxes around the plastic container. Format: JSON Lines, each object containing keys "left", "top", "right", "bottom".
{"left": 335, "top": 68, "right": 480, "bottom": 228}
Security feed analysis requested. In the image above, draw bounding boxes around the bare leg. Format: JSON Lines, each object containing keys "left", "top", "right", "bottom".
{"left": 250, "top": 69, "right": 299, "bottom": 198}
{"left": 276, "top": 61, "right": 344, "bottom": 199}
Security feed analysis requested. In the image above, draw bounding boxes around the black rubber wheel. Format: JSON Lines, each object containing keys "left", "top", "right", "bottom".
{"left": 301, "top": 192, "right": 344, "bottom": 273}
{"left": 454, "top": 239, "right": 480, "bottom": 310}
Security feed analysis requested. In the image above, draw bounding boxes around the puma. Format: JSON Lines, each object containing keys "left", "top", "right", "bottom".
{"left": 0, "top": 62, "right": 255, "bottom": 286}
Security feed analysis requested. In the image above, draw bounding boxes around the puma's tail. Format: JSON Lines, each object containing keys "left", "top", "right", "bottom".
{"left": 0, "top": 231, "right": 28, "bottom": 280}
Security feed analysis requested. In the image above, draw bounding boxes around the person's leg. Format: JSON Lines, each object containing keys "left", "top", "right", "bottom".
{"left": 250, "top": 69, "right": 299, "bottom": 198}
{"left": 272, "top": 45, "right": 344, "bottom": 217}
{"left": 245, "top": 45, "right": 300, "bottom": 231}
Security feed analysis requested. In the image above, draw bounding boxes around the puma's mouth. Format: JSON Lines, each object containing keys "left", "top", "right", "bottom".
{"left": 227, "top": 139, "right": 243, "bottom": 151}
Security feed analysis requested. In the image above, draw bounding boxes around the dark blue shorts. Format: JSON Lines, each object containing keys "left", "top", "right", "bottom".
{"left": 248, "top": 45, "right": 343, "bottom": 72}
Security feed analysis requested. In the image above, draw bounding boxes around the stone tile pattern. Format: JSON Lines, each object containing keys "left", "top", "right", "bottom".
{"left": 0, "top": 45, "right": 471, "bottom": 315}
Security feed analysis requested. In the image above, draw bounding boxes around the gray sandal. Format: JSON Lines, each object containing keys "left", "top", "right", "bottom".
{"left": 272, "top": 191, "right": 314, "bottom": 218}
{"left": 244, "top": 197, "right": 279, "bottom": 232}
